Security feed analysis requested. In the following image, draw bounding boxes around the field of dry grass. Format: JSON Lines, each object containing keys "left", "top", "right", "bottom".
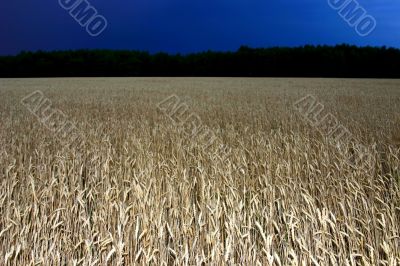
{"left": 0, "top": 78, "right": 399, "bottom": 265}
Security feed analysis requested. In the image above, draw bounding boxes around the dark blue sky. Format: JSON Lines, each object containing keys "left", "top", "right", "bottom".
{"left": 0, "top": 0, "right": 399, "bottom": 55}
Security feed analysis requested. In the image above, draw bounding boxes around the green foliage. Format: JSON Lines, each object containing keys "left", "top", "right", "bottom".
{"left": 1, "top": 45, "right": 400, "bottom": 77}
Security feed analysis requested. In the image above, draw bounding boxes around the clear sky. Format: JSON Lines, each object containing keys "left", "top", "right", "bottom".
{"left": 0, "top": 0, "right": 399, "bottom": 55}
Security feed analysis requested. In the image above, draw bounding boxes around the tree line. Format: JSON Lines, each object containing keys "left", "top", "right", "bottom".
{"left": 0, "top": 44, "right": 399, "bottom": 78}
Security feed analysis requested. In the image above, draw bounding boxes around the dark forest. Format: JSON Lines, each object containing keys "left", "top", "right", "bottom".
{"left": 1, "top": 44, "right": 399, "bottom": 78}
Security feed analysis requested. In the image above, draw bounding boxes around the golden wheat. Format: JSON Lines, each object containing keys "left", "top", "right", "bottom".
{"left": 0, "top": 78, "right": 399, "bottom": 265}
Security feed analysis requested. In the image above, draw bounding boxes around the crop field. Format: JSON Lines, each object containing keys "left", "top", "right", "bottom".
{"left": 0, "top": 78, "right": 399, "bottom": 265}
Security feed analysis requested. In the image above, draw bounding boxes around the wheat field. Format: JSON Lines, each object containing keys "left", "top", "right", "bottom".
{"left": 0, "top": 78, "right": 399, "bottom": 265}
